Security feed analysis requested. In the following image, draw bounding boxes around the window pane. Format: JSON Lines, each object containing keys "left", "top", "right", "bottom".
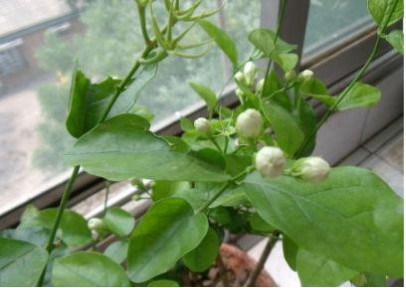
{"left": 303, "top": 0, "right": 374, "bottom": 57}
{"left": 0, "top": 0, "right": 261, "bottom": 216}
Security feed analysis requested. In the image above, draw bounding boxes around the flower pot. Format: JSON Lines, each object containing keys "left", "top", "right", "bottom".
{"left": 204, "top": 243, "right": 277, "bottom": 287}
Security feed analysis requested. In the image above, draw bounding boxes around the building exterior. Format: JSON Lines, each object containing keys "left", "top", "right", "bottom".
{"left": 0, "top": 0, "right": 83, "bottom": 93}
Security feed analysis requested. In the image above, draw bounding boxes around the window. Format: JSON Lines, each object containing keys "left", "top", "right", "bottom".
{"left": 0, "top": 0, "right": 402, "bottom": 228}
{"left": 0, "top": 39, "right": 25, "bottom": 75}
{"left": 303, "top": 0, "right": 374, "bottom": 58}
{"left": 0, "top": 0, "right": 262, "bottom": 220}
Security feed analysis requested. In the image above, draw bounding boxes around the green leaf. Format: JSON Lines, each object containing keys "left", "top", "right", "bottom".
{"left": 241, "top": 167, "right": 403, "bottom": 277}
{"left": 129, "top": 105, "right": 155, "bottom": 122}
{"left": 300, "top": 78, "right": 335, "bottom": 108}
{"left": 0, "top": 227, "right": 49, "bottom": 247}
{"left": 103, "top": 239, "right": 128, "bottom": 264}
{"left": 337, "top": 82, "right": 381, "bottom": 111}
{"left": 296, "top": 248, "right": 358, "bottom": 287}
{"left": 199, "top": 20, "right": 238, "bottom": 66}
{"left": 0, "top": 238, "right": 49, "bottom": 287}
{"left": 183, "top": 227, "right": 219, "bottom": 272}
{"left": 65, "top": 114, "right": 230, "bottom": 182}
{"left": 249, "top": 28, "right": 296, "bottom": 57}
{"left": 19, "top": 207, "right": 91, "bottom": 247}
{"left": 364, "top": 273, "right": 387, "bottom": 287}
{"left": 273, "top": 53, "right": 299, "bottom": 72}
{"left": 66, "top": 71, "right": 120, "bottom": 138}
{"left": 282, "top": 235, "right": 298, "bottom": 271}
{"left": 368, "top": 0, "right": 403, "bottom": 29}
{"left": 66, "top": 64, "right": 156, "bottom": 138}
{"left": 52, "top": 252, "right": 130, "bottom": 286}
{"left": 104, "top": 207, "right": 135, "bottom": 237}
{"left": 262, "top": 100, "right": 304, "bottom": 155}
{"left": 249, "top": 212, "right": 275, "bottom": 234}
{"left": 152, "top": 181, "right": 190, "bottom": 202}
{"left": 189, "top": 82, "right": 217, "bottom": 112}
{"left": 385, "top": 29, "right": 404, "bottom": 53}
{"left": 148, "top": 280, "right": 179, "bottom": 287}
{"left": 128, "top": 198, "right": 209, "bottom": 283}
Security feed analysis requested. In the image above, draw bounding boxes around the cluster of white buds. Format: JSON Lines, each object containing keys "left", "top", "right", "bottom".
{"left": 298, "top": 69, "right": 314, "bottom": 81}
{"left": 255, "top": 146, "right": 285, "bottom": 178}
{"left": 289, "top": 156, "right": 330, "bottom": 182}
{"left": 194, "top": 117, "right": 211, "bottom": 135}
{"left": 234, "top": 61, "right": 258, "bottom": 87}
{"left": 236, "top": 109, "right": 263, "bottom": 139}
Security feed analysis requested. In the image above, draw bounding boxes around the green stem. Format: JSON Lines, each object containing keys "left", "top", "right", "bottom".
{"left": 137, "top": 4, "right": 152, "bottom": 46}
{"left": 259, "top": 0, "right": 287, "bottom": 99}
{"left": 196, "top": 167, "right": 254, "bottom": 214}
{"left": 100, "top": 46, "right": 153, "bottom": 122}
{"left": 36, "top": 165, "right": 80, "bottom": 286}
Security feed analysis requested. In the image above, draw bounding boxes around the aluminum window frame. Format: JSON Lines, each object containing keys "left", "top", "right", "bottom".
{"left": 1, "top": 0, "right": 403, "bottom": 229}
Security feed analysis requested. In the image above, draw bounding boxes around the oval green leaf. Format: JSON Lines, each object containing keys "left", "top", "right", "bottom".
{"left": 104, "top": 207, "right": 135, "bottom": 237}
{"left": 103, "top": 239, "right": 129, "bottom": 264}
{"left": 128, "top": 198, "right": 209, "bottom": 283}
{"left": 242, "top": 167, "right": 403, "bottom": 277}
{"left": 19, "top": 207, "right": 91, "bottom": 248}
{"left": 385, "top": 29, "right": 404, "bottom": 54}
{"left": 368, "top": 0, "right": 403, "bottom": 29}
{"left": 189, "top": 82, "right": 217, "bottom": 112}
{"left": 64, "top": 114, "right": 230, "bottom": 182}
{"left": 297, "top": 248, "right": 358, "bottom": 287}
{"left": 0, "top": 238, "right": 49, "bottom": 287}
{"left": 183, "top": 227, "right": 219, "bottom": 272}
{"left": 52, "top": 252, "right": 130, "bottom": 287}
{"left": 337, "top": 82, "right": 381, "bottom": 111}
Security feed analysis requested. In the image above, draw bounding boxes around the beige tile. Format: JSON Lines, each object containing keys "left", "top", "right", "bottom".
{"left": 361, "top": 155, "right": 404, "bottom": 197}
{"left": 363, "top": 117, "right": 403, "bottom": 153}
{"left": 375, "top": 132, "right": 404, "bottom": 172}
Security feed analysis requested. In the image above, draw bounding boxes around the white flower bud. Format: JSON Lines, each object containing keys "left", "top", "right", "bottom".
{"left": 284, "top": 70, "right": 296, "bottom": 82}
{"left": 87, "top": 218, "right": 104, "bottom": 231}
{"left": 236, "top": 109, "right": 263, "bottom": 139}
{"left": 234, "top": 71, "right": 245, "bottom": 84}
{"left": 255, "top": 146, "right": 285, "bottom": 178}
{"left": 243, "top": 61, "right": 257, "bottom": 85}
{"left": 256, "top": 79, "right": 265, "bottom": 93}
{"left": 194, "top": 117, "right": 211, "bottom": 135}
{"left": 298, "top": 69, "right": 314, "bottom": 81}
{"left": 235, "top": 88, "right": 244, "bottom": 98}
{"left": 91, "top": 230, "right": 99, "bottom": 241}
{"left": 290, "top": 157, "right": 330, "bottom": 182}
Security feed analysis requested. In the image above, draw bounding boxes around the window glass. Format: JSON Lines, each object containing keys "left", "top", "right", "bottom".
{"left": 0, "top": 0, "right": 260, "bottom": 216}
{"left": 303, "top": 0, "right": 374, "bottom": 57}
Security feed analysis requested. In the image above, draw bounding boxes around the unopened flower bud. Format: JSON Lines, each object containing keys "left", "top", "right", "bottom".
{"left": 235, "top": 88, "right": 244, "bottom": 99}
{"left": 298, "top": 69, "right": 314, "bottom": 81}
{"left": 87, "top": 218, "right": 105, "bottom": 231}
{"left": 194, "top": 117, "right": 211, "bottom": 135}
{"left": 91, "top": 230, "right": 99, "bottom": 241}
{"left": 256, "top": 79, "right": 265, "bottom": 93}
{"left": 290, "top": 157, "right": 330, "bottom": 182}
{"left": 243, "top": 61, "right": 257, "bottom": 85}
{"left": 255, "top": 146, "right": 285, "bottom": 178}
{"left": 284, "top": 70, "right": 296, "bottom": 82}
{"left": 236, "top": 109, "right": 263, "bottom": 139}
{"left": 234, "top": 71, "right": 245, "bottom": 84}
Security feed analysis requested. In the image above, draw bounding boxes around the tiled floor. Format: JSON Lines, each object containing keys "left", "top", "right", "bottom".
{"left": 245, "top": 117, "right": 404, "bottom": 287}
